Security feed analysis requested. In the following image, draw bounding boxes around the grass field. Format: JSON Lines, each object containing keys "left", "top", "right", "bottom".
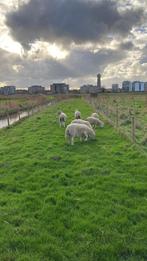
{"left": 0, "top": 98, "right": 147, "bottom": 261}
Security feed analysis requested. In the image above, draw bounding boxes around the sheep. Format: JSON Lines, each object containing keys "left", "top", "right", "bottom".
{"left": 58, "top": 111, "right": 67, "bottom": 127}
{"left": 91, "top": 112, "right": 99, "bottom": 118}
{"left": 75, "top": 110, "right": 81, "bottom": 119}
{"left": 65, "top": 123, "right": 96, "bottom": 145}
{"left": 71, "top": 119, "right": 92, "bottom": 129}
{"left": 87, "top": 117, "right": 104, "bottom": 128}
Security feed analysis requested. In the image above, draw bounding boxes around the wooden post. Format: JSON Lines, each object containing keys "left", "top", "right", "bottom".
{"left": 116, "top": 103, "right": 119, "bottom": 128}
{"left": 5, "top": 100, "right": 10, "bottom": 127}
{"left": 106, "top": 101, "right": 109, "bottom": 116}
{"left": 94, "top": 99, "right": 96, "bottom": 110}
{"left": 131, "top": 115, "right": 135, "bottom": 143}
{"left": 145, "top": 95, "right": 147, "bottom": 107}
{"left": 18, "top": 110, "right": 21, "bottom": 120}
{"left": 7, "top": 113, "right": 10, "bottom": 127}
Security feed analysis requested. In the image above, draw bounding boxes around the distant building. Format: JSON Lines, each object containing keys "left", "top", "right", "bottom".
{"left": 112, "top": 84, "right": 119, "bottom": 92}
{"left": 89, "top": 85, "right": 100, "bottom": 94}
{"left": 144, "top": 82, "right": 147, "bottom": 92}
{"left": 80, "top": 85, "right": 90, "bottom": 94}
{"left": 16, "top": 89, "right": 28, "bottom": 94}
{"left": 132, "top": 81, "right": 144, "bottom": 92}
{"left": 0, "top": 86, "right": 16, "bottom": 95}
{"left": 122, "top": 81, "right": 132, "bottom": 92}
{"left": 80, "top": 73, "right": 102, "bottom": 94}
{"left": 28, "top": 85, "right": 45, "bottom": 94}
{"left": 50, "top": 83, "right": 69, "bottom": 94}
{"left": 69, "top": 89, "right": 80, "bottom": 95}
{"left": 80, "top": 84, "right": 100, "bottom": 94}
{"left": 122, "top": 80, "right": 147, "bottom": 92}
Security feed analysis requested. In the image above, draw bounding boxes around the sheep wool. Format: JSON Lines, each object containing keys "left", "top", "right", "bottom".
{"left": 74, "top": 110, "right": 81, "bottom": 119}
{"left": 65, "top": 123, "right": 95, "bottom": 145}
{"left": 91, "top": 113, "right": 99, "bottom": 118}
{"left": 58, "top": 112, "right": 67, "bottom": 127}
{"left": 71, "top": 119, "right": 92, "bottom": 129}
{"left": 87, "top": 117, "right": 104, "bottom": 128}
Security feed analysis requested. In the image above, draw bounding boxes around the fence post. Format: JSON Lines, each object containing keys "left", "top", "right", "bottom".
{"left": 116, "top": 103, "right": 119, "bottom": 128}
{"left": 5, "top": 100, "right": 10, "bottom": 127}
{"left": 18, "top": 109, "right": 21, "bottom": 120}
{"left": 7, "top": 113, "right": 10, "bottom": 127}
{"left": 106, "top": 99, "right": 109, "bottom": 116}
{"left": 131, "top": 115, "right": 135, "bottom": 143}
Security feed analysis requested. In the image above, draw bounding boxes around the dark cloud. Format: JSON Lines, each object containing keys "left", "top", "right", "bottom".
{"left": 19, "top": 58, "right": 76, "bottom": 82}
{"left": 0, "top": 48, "right": 20, "bottom": 82}
{"left": 64, "top": 47, "right": 126, "bottom": 77}
{"left": 140, "top": 45, "right": 147, "bottom": 64}
{"left": 0, "top": 45, "right": 126, "bottom": 88}
{"left": 6, "top": 0, "right": 143, "bottom": 48}
{"left": 119, "top": 41, "right": 134, "bottom": 50}
{"left": 0, "top": 48, "right": 76, "bottom": 87}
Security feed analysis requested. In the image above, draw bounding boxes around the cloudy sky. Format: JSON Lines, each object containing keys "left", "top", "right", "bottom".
{"left": 0, "top": 0, "right": 146, "bottom": 89}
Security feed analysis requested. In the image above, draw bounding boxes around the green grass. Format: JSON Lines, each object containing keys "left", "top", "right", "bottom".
{"left": 0, "top": 98, "right": 147, "bottom": 261}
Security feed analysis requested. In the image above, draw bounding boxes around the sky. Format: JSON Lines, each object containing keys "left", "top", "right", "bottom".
{"left": 0, "top": 0, "right": 146, "bottom": 89}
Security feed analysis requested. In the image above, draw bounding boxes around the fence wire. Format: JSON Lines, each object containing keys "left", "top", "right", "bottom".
{"left": 85, "top": 93, "right": 147, "bottom": 149}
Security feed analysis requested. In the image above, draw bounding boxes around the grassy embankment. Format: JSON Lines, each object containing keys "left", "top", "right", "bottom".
{"left": 0, "top": 95, "right": 53, "bottom": 118}
{"left": 0, "top": 98, "right": 147, "bottom": 261}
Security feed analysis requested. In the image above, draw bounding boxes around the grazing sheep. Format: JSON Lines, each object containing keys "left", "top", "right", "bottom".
{"left": 71, "top": 119, "right": 92, "bottom": 129}
{"left": 87, "top": 117, "right": 104, "bottom": 128}
{"left": 75, "top": 110, "right": 81, "bottom": 119}
{"left": 91, "top": 112, "right": 99, "bottom": 118}
{"left": 58, "top": 111, "right": 67, "bottom": 127}
{"left": 65, "top": 123, "right": 96, "bottom": 145}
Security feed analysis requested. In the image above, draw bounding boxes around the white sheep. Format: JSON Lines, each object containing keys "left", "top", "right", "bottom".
{"left": 58, "top": 111, "right": 67, "bottom": 127}
{"left": 87, "top": 117, "right": 104, "bottom": 128}
{"left": 91, "top": 112, "right": 99, "bottom": 118}
{"left": 65, "top": 123, "right": 96, "bottom": 145}
{"left": 71, "top": 119, "right": 92, "bottom": 129}
{"left": 75, "top": 110, "right": 81, "bottom": 119}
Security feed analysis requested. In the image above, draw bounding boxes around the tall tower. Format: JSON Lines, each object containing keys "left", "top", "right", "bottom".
{"left": 97, "top": 73, "right": 101, "bottom": 89}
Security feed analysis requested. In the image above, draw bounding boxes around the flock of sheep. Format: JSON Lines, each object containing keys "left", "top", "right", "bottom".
{"left": 58, "top": 110, "right": 104, "bottom": 145}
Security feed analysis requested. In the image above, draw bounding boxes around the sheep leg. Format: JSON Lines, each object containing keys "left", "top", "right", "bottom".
{"left": 65, "top": 134, "right": 70, "bottom": 144}
{"left": 84, "top": 132, "right": 88, "bottom": 141}
{"left": 80, "top": 135, "right": 84, "bottom": 142}
{"left": 68, "top": 137, "right": 71, "bottom": 144}
{"left": 71, "top": 137, "right": 74, "bottom": 145}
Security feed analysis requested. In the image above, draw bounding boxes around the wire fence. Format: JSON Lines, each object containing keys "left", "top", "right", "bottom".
{"left": 85, "top": 93, "right": 147, "bottom": 149}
